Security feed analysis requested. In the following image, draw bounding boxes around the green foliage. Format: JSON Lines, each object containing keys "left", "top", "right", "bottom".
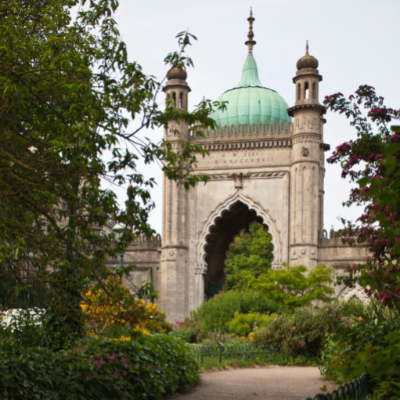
{"left": 194, "top": 290, "right": 285, "bottom": 336}
{"left": 0, "top": 334, "right": 199, "bottom": 399}
{"left": 252, "top": 306, "right": 342, "bottom": 358}
{"left": 227, "top": 312, "right": 278, "bottom": 337}
{"left": 225, "top": 223, "right": 273, "bottom": 291}
{"left": 201, "top": 329, "right": 239, "bottom": 346}
{"left": 0, "top": 0, "right": 221, "bottom": 343}
{"left": 320, "top": 300, "right": 400, "bottom": 399}
{"left": 248, "top": 263, "right": 335, "bottom": 309}
{"left": 170, "top": 327, "right": 198, "bottom": 344}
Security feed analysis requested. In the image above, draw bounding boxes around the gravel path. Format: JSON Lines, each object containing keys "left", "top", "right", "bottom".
{"left": 168, "top": 366, "right": 336, "bottom": 400}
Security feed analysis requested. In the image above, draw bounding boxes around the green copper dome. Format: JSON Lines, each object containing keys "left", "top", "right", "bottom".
{"left": 211, "top": 54, "right": 291, "bottom": 128}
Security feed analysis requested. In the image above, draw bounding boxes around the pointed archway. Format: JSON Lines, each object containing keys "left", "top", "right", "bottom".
{"left": 193, "top": 190, "right": 282, "bottom": 307}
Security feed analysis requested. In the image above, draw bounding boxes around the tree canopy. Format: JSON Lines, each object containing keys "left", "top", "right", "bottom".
{"left": 225, "top": 223, "right": 274, "bottom": 291}
{"left": 0, "top": 0, "right": 220, "bottom": 343}
{"left": 324, "top": 86, "right": 400, "bottom": 306}
{"left": 248, "top": 263, "right": 335, "bottom": 309}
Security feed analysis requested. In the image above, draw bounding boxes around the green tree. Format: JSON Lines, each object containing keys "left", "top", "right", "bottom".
{"left": 248, "top": 263, "right": 335, "bottom": 309}
{"left": 225, "top": 223, "right": 273, "bottom": 291}
{"left": 0, "top": 0, "right": 221, "bottom": 345}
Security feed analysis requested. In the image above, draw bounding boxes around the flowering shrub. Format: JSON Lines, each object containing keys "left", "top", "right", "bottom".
{"left": 324, "top": 86, "right": 400, "bottom": 305}
{"left": 320, "top": 300, "right": 400, "bottom": 399}
{"left": 81, "top": 276, "right": 171, "bottom": 339}
{"left": 0, "top": 334, "right": 199, "bottom": 399}
{"left": 201, "top": 329, "right": 239, "bottom": 346}
{"left": 252, "top": 306, "right": 343, "bottom": 357}
{"left": 0, "top": 307, "right": 47, "bottom": 347}
{"left": 0, "top": 308, "right": 46, "bottom": 331}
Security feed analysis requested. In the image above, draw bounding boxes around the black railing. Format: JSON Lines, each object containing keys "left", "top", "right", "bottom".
{"left": 303, "top": 373, "right": 369, "bottom": 400}
{"left": 187, "top": 342, "right": 285, "bottom": 365}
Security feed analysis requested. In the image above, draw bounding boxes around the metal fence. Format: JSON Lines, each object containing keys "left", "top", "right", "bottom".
{"left": 187, "top": 342, "right": 285, "bottom": 365}
{"left": 303, "top": 373, "right": 369, "bottom": 400}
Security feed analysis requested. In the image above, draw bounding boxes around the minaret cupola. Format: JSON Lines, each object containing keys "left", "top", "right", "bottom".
{"left": 288, "top": 42, "right": 325, "bottom": 114}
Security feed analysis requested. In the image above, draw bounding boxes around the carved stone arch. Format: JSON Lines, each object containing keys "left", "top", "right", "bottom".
{"left": 196, "top": 190, "right": 283, "bottom": 274}
{"left": 339, "top": 284, "right": 370, "bottom": 304}
{"left": 259, "top": 123, "right": 265, "bottom": 134}
{"left": 231, "top": 124, "right": 236, "bottom": 135}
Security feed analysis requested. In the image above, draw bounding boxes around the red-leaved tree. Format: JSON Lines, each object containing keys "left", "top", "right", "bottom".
{"left": 324, "top": 85, "right": 400, "bottom": 306}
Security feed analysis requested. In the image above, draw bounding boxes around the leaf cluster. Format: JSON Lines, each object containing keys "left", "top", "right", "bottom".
{"left": 248, "top": 263, "right": 336, "bottom": 309}
{"left": 0, "top": 334, "right": 199, "bottom": 399}
{"left": 225, "top": 223, "right": 274, "bottom": 291}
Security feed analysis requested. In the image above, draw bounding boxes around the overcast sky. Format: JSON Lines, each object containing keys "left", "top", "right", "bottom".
{"left": 106, "top": 0, "right": 400, "bottom": 234}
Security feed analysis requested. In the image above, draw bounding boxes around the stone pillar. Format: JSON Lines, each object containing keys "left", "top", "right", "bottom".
{"left": 159, "top": 67, "right": 191, "bottom": 322}
{"left": 288, "top": 44, "right": 327, "bottom": 269}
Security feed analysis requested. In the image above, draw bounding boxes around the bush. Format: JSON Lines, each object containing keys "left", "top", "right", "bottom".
{"left": 0, "top": 308, "right": 46, "bottom": 347}
{"left": 81, "top": 276, "right": 172, "bottom": 339}
{"left": 201, "top": 329, "right": 239, "bottom": 346}
{"left": 248, "top": 263, "right": 336, "bottom": 309}
{"left": 227, "top": 312, "right": 278, "bottom": 337}
{"left": 194, "top": 290, "right": 285, "bottom": 336}
{"left": 170, "top": 327, "right": 197, "bottom": 344}
{"left": 252, "top": 306, "right": 342, "bottom": 357}
{"left": 0, "top": 334, "right": 199, "bottom": 399}
{"left": 320, "top": 300, "right": 400, "bottom": 399}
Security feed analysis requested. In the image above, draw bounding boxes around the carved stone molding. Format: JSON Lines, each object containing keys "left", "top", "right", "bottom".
{"left": 192, "top": 140, "right": 292, "bottom": 151}
{"left": 292, "top": 135, "right": 321, "bottom": 145}
{"left": 196, "top": 190, "right": 283, "bottom": 270}
{"left": 192, "top": 121, "right": 293, "bottom": 141}
{"left": 205, "top": 171, "right": 287, "bottom": 181}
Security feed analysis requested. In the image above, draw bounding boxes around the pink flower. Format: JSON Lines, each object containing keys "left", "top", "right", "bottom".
{"left": 324, "top": 326, "right": 328, "bottom": 331}
{"left": 293, "top": 327, "right": 296, "bottom": 330}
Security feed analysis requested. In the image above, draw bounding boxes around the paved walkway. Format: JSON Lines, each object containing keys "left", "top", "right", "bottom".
{"left": 169, "top": 366, "right": 336, "bottom": 400}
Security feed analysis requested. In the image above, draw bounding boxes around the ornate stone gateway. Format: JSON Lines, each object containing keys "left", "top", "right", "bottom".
{"left": 117, "top": 12, "right": 368, "bottom": 322}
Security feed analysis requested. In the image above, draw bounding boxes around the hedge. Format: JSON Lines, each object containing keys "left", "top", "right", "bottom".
{"left": 0, "top": 334, "right": 199, "bottom": 399}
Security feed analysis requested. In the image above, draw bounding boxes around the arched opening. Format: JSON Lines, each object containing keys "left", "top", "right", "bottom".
{"left": 312, "top": 82, "right": 317, "bottom": 100}
{"left": 297, "top": 83, "right": 301, "bottom": 102}
{"left": 203, "top": 200, "right": 271, "bottom": 300}
{"left": 172, "top": 92, "right": 176, "bottom": 107}
{"left": 304, "top": 81, "right": 309, "bottom": 100}
{"left": 179, "top": 92, "right": 183, "bottom": 109}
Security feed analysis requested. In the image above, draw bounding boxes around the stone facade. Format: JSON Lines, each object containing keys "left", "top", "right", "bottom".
{"left": 119, "top": 19, "right": 368, "bottom": 322}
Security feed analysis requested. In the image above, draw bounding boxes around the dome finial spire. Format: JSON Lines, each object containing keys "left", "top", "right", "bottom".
{"left": 306, "top": 40, "right": 309, "bottom": 56}
{"left": 245, "top": 7, "right": 256, "bottom": 54}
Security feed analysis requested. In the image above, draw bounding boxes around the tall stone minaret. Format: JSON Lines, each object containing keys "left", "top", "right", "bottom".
{"left": 288, "top": 42, "right": 326, "bottom": 268}
{"left": 159, "top": 67, "right": 191, "bottom": 321}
